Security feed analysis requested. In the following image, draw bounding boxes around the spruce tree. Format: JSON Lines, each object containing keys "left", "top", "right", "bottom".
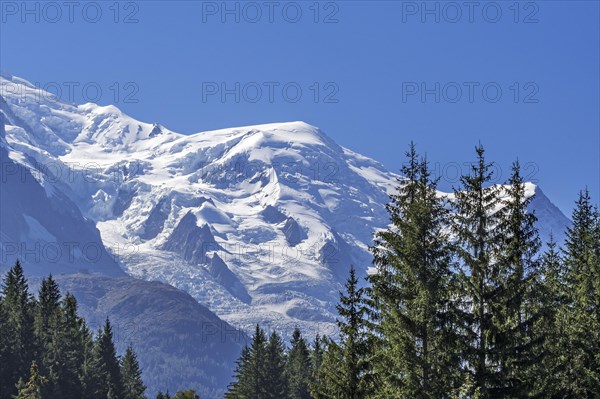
{"left": 173, "top": 389, "right": 200, "bottom": 398}
{"left": 369, "top": 144, "right": 459, "bottom": 398}
{"left": 225, "top": 346, "right": 251, "bottom": 399}
{"left": 533, "top": 236, "right": 566, "bottom": 397}
{"left": 452, "top": 145, "right": 505, "bottom": 398}
{"left": 15, "top": 361, "right": 47, "bottom": 399}
{"left": 310, "top": 335, "right": 324, "bottom": 382}
{"left": 491, "top": 161, "right": 542, "bottom": 397}
{"left": 44, "top": 292, "right": 86, "bottom": 399}
{"left": 91, "top": 318, "right": 125, "bottom": 399}
{"left": 286, "top": 328, "right": 312, "bottom": 399}
{"left": 311, "top": 337, "right": 344, "bottom": 399}
{"left": 556, "top": 189, "right": 600, "bottom": 396}
{"left": 226, "top": 325, "right": 268, "bottom": 398}
{"left": 121, "top": 345, "right": 147, "bottom": 399}
{"left": 265, "top": 331, "right": 288, "bottom": 399}
{"left": 1, "top": 260, "right": 37, "bottom": 399}
{"left": 35, "top": 275, "right": 62, "bottom": 395}
{"left": 312, "top": 266, "right": 372, "bottom": 399}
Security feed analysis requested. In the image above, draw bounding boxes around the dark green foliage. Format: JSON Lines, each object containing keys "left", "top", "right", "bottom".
{"left": 286, "top": 328, "right": 312, "bottom": 399}
{"left": 369, "top": 143, "right": 460, "bottom": 398}
{"left": 173, "top": 389, "right": 200, "bottom": 398}
{"left": 0, "top": 261, "right": 158, "bottom": 399}
{"left": 0, "top": 260, "right": 37, "bottom": 399}
{"left": 452, "top": 145, "right": 508, "bottom": 398}
{"left": 312, "top": 266, "right": 371, "bottom": 399}
{"left": 15, "top": 361, "right": 46, "bottom": 399}
{"left": 226, "top": 325, "right": 270, "bottom": 398}
{"left": 90, "top": 318, "right": 125, "bottom": 399}
{"left": 265, "top": 331, "right": 289, "bottom": 399}
{"left": 122, "top": 345, "right": 147, "bottom": 399}
{"left": 552, "top": 189, "right": 600, "bottom": 396}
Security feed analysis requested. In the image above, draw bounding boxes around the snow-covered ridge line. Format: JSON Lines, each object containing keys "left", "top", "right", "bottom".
{"left": 0, "top": 73, "right": 571, "bottom": 335}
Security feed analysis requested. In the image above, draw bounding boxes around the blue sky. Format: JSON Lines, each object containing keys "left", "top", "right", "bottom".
{"left": 1, "top": 0, "right": 598, "bottom": 215}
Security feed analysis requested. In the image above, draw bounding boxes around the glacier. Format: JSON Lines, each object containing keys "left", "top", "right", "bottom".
{"left": 0, "top": 73, "right": 571, "bottom": 338}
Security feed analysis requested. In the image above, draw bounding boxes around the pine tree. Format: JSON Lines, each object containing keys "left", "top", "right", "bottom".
{"left": 81, "top": 320, "right": 99, "bottom": 399}
{"left": 311, "top": 337, "right": 344, "bottom": 399}
{"left": 226, "top": 325, "right": 268, "bottom": 398}
{"left": 0, "top": 294, "right": 10, "bottom": 398}
{"left": 490, "top": 161, "right": 542, "bottom": 397}
{"left": 15, "top": 361, "right": 47, "bottom": 399}
{"left": 369, "top": 143, "right": 459, "bottom": 398}
{"left": 156, "top": 391, "right": 172, "bottom": 399}
{"left": 44, "top": 292, "right": 86, "bottom": 399}
{"left": 225, "top": 346, "right": 251, "bottom": 399}
{"left": 286, "top": 328, "right": 312, "bottom": 399}
{"left": 452, "top": 145, "right": 506, "bottom": 398}
{"left": 310, "top": 335, "right": 324, "bottom": 381}
{"left": 532, "top": 236, "right": 566, "bottom": 397}
{"left": 173, "top": 389, "right": 200, "bottom": 398}
{"left": 34, "top": 275, "right": 62, "bottom": 396}
{"left": 1, "top": 260, "right": 37, "bottom": 399}
{"left": 121, "top": 345, "right": 146, "bottom": 399}
{"left": 265, "top": 331, "right": 288, "bottom": 399}
{"left": 250, "top": 324, "right": 268, "bottom": 398}
{"left": 91, "top": 318, "right": 125, "bottom": 399}
{"left": 555, "top": 189, "right": 600, "bottom": 396}
{"left": 312, "top": 266, "right": 372, "bottom": 399}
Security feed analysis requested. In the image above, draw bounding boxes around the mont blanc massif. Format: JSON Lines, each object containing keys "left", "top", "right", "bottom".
{"left": 0, "top": 74, "right": 571, "bottom": 397}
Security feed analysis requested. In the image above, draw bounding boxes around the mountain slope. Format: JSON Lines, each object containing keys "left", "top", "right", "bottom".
{"left": 0, "top": 73, "right": 571, "bottom": 338}
{"left": 28, "top": 273, "right": 246, "bottom": 398}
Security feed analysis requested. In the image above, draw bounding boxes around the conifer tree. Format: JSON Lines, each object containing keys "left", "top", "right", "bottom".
{"left": 226, "top": 325, "right": 268, "bottom": 398}
{"left": 35, "top": 275, "right": 62, "bottom": 395}
{"left": 91, "top": 318, "right": 125, "bottom": 399}
{"left": 369, "top": 144, "right": 459, "bottom": 398}
{"left": 532, "top": 236, "right": 565, "bottom": 397}
{"left": 1, "top": 260, "right": 37, "bottom": 399}
{"left": 44, "top": 293, "right": 86, "bottom": 399}
{"left": 265, "top": 331, "right": 288, "bottom": 399}
{"left": 15, "top": 361, "right": 47, "bottom": 399}
{"left": 81, "top": 320, "right": 99, "bottom": 399}
{"left": 286, "top": 328, "right": 312, "bottom": 399}
{"left": 249, "top": 324, "right": 268, "bottom": 398}
{"left": 173, "top": 389, "right": 200, "bottom": 398}
{"left": 310, "top": 335, "right": 324, "bottom": 382}
{"left": 225, "top": 346, "right": 251, "bottom": 399}
{"left": 452, "top": 145, "right": 506, "bottom": 398}
{"left": 0, "top": 295, "right": 10, "bottom": 398}
{"left": 311, "top": 338, "right": 344, "bottom": 399}
{"left": 556, "top": 189, "right": 600, "bottom": 396}
{"left": 121, "top": 345, "right": 147, "bottom": 399}
{"left": 491, "top": 161, "right": 542, "bottom": 397}
{"left": 312, "top": 266, "right": 372, "bottom": 399}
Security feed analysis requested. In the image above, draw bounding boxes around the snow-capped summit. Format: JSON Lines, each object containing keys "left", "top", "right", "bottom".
{"left": 0, "top": 74, "right": 571, "bottom": 336}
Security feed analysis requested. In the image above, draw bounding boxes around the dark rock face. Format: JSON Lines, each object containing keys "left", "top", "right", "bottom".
{"left": 161, "top": 211, "right": 220, "bottom": 264}
{"left": 319, "top": 230, "right": 355, "bottom": 282}
{"left": 529, "top": 186, "right": 571, "bottom": 246}
{"left": 28, "top": 274, "right": 247, "bottom": 399}
{"left": 206, "top": 254, "right": 251, "bottom": 304}
{"left": 140, "top": 197, "right": 171, "bottom": 240}
{"left": 260, "top": 205, "right": 287, "bottom": 224}
{"left": 0, "top": 146, "right": 124, "bottom": 277}
{"left": 281, "top": 217, "right": 307, "bottom": 247}
{"left": 112, "top": 184, "right": 137, "bottom": 217}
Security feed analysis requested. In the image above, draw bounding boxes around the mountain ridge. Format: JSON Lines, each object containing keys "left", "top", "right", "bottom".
{"left": 0, "top": 73, "right": 571, "bottom": 338}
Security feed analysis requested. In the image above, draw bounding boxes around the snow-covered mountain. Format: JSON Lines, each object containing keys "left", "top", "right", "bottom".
{"left": 0, "top": 73, "right": 571, "bottom": 337}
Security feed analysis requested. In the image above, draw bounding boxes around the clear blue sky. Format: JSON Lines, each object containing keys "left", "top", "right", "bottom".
{"left": 1, "top": 0, "right": 598, "bottom": 215}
